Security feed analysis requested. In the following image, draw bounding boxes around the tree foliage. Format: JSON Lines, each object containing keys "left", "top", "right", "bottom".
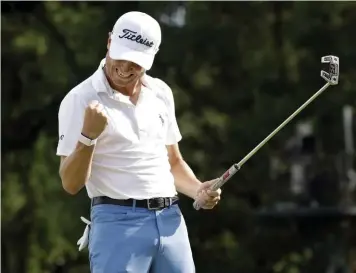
{"left": 2, "top": 2, "right": 356, "bottom": 273}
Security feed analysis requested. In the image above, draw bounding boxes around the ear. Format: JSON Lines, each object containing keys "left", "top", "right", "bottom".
{"left": 107, "top": 32, "right": 112, "bottom": 51}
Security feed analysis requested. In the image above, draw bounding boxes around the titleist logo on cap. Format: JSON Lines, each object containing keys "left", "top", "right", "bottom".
{"left": 118, "top": 29, "right": 154, "bottom": 48}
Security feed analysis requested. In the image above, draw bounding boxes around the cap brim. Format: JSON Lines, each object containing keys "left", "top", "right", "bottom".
{"left": 109, "top": 42, "right": 154, "bottom": 71}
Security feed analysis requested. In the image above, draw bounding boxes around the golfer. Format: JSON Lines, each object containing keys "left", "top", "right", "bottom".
{"left": 56, "top": 11, "right": 221, "bottom": 273}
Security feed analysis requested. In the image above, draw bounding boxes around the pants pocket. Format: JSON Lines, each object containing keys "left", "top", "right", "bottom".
{"left": 91, "top": 204, "right": 129, "bottom": 223}
{"left": 171, "top": 204, "right": 183, "bottom": 217}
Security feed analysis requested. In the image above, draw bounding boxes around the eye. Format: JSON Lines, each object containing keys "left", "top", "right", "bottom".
{"left": 130, "top": 62, "right": 142, "bottom": 71}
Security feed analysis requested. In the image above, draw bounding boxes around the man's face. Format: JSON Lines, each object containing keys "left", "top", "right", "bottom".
{"left": 105, "top": 55, "right": 145, "bottom": 88}
{"left": 105, "top": 35, "right": 145, "bottom": 90}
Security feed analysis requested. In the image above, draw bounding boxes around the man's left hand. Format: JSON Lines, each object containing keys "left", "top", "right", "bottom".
{"left": 194, "top": 179, "right": 221, "bottom": 209}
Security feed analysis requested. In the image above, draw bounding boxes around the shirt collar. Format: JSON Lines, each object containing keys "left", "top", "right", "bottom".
{"left": 91, "top": 59, "right": 114, "bottom": 95}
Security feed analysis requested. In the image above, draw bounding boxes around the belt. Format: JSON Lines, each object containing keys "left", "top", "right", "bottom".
{"left": 91, "top": 195, "right": 179, "bottom": 210}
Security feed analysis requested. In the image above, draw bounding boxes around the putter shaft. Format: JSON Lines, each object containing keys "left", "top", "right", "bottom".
{"left": 193, "top": 82, "right": 331, "bottom": 210}
{"left": 236, "top": 82, "right": 331, "bottom": 169}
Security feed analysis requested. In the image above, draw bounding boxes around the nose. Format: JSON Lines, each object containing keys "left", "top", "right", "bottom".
{"left": 119, "top": 62, "right": 135, "bottom": 73}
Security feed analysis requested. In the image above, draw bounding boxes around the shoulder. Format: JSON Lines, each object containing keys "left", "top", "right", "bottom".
{"left": 151, "top": 76, "right": 172, "bottom": 93}
{"left": 143, "top": 74, "right": 175, "bottom": 106}
{"left": 59, "top": 74, "right": 98, "bottom": 110}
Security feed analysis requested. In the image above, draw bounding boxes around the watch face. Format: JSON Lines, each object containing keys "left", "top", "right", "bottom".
{"left": 89, "top": 136, "right": 96, "bottom": 145}
{"left": 87, "top": 138, "right": 94, "bottom": 145}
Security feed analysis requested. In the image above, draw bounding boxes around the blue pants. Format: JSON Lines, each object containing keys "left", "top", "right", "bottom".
{"left": 88, "top": 202, "right": 195, "bottom": 273}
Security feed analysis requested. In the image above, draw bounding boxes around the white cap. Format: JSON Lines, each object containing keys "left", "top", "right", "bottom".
{"left": 109, "top": 11, "right": 161, "bottom": 71}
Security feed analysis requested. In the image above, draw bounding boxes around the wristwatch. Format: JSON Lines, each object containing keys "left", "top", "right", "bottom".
{"left": 79, "top": 133, "right": 97, "bottom": 146}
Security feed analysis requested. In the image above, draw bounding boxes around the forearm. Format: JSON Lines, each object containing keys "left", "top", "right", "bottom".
{"left": 170, "top": 158, "right": 202, "bottom": 199}
{"left": 59, "top": 142, "right": 95, "bottom": 195}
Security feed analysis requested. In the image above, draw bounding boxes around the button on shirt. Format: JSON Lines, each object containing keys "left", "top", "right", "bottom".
{"left": 56, "top": 60, "right": 182, "bottom": 199}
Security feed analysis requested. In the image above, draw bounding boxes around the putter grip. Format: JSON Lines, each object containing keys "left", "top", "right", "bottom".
{"left": 193, "top": 164, "right": 240, "bottom": 210}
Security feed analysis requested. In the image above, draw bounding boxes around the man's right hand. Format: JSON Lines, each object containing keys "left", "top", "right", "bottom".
{"left": 81, "top": 100, "right": 108, "bottom": 139}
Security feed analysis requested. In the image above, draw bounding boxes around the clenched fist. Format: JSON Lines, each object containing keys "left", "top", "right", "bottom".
{"left": 81, "top": 100, "right": 108, "bottom": 139}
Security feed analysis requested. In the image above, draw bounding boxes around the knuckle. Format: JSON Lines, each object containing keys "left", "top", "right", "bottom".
{"left": 89, "top": 101, "right": 98, "bottom": 108}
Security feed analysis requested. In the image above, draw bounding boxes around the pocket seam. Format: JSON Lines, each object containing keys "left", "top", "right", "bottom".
{"left": 172, "top": 205, "right": 182, "bottom": 216}
{"left": 91, "top": 205, "right": 129, "bottom": 223}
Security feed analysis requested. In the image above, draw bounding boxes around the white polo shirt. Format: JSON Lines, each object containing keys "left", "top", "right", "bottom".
{"left": 56, "top": 60, "right": 182, "bottom": 199}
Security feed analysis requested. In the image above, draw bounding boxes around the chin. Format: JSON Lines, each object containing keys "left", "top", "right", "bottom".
{"left": 120, "top": 90, "right": 133, "bottom": 96}
{"left": 114, "top": 81, "right": 128, "bottom": 88}
{"left": 116, "top": 80, "right": 134, "bottom": 88}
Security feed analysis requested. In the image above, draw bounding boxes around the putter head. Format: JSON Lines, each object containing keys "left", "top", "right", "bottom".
{"left": 321, "top": 55, "right": 339, "bottom": 85}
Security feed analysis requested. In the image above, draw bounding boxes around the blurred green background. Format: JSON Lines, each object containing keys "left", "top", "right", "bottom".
{"left": 2, "top": 1, "right": 356, "bottom": 273}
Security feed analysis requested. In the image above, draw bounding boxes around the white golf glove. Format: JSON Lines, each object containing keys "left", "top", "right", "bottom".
{"left": 77, "top": 216, "right": 91, "bottom": 251}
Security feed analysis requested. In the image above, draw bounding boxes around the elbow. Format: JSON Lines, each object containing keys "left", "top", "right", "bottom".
{"left": 169, "top": 156, "right": 184, "bottom": 168}
{"left": 59, "top": 172, "right": 81, "bottom": 195}
{"left": 62, "top": 182, "right": 80, "bottom": 195}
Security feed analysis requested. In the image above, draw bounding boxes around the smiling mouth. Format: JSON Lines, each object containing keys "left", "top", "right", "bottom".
{"left": 118, "top": 72, "right": 133, "bottom": 78}
{"left": 115, "top": 68, "right": 133, "bottom": 78}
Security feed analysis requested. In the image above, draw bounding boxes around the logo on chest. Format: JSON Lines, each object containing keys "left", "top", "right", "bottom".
{"left": 158, "top": 114, "right": 165, "bottom": 127}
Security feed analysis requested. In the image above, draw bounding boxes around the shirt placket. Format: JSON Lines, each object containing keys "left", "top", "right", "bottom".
{"left": 134, "top": 97, "right": 147, "bottom": 141}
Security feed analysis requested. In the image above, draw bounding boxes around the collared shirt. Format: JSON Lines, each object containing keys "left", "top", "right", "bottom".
{"left": 56, "top": 60, "right": 182, "bottom": 199}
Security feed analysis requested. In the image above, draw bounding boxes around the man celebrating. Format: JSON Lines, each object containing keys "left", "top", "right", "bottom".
{"left": 57, "top": 11, "right": 221, "bottom": 273}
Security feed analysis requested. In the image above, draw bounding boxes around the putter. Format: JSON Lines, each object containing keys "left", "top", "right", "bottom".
{"left": 193, "top": 55, "right": 340, "bottom": 210}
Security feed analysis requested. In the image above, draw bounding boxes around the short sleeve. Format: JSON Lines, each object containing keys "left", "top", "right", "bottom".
{"left": 56, "top": 92, "right": 87, "bottom": 156}
{"left": 153, "top": 79, "right": 182, "bottom": 145}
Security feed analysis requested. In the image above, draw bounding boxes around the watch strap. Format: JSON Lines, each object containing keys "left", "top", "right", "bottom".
{"left": 79, "top": 133, "right": 97, "bottom": 146}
